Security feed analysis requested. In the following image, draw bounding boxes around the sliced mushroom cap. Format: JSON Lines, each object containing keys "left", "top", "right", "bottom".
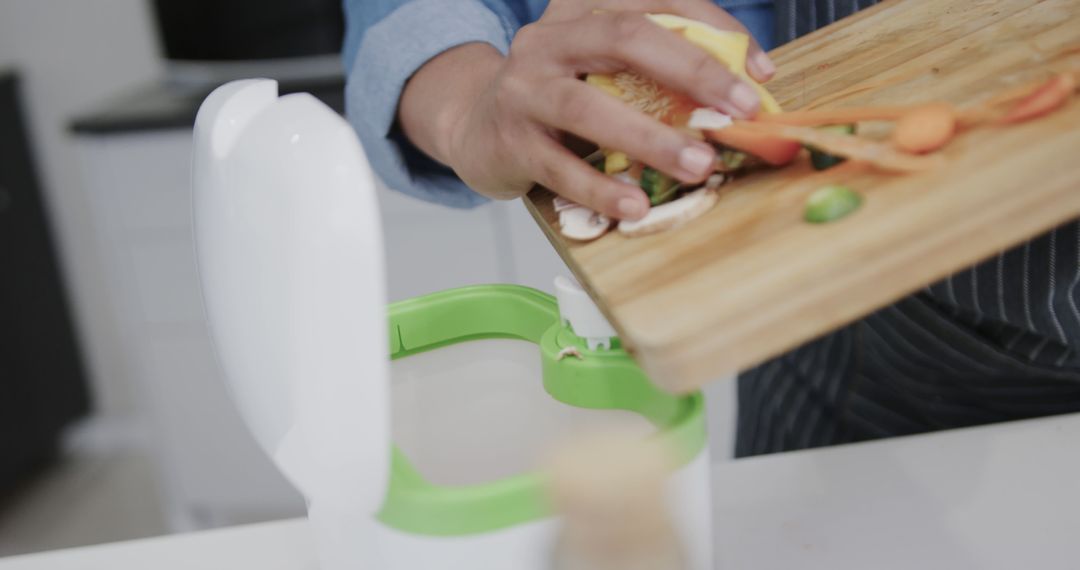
{"left": 560, "top": 205, "right": 613, "bottom": 241}
{"left": 705, "top": 173, "right": 726, "bottom": 190}
{"left": 688, "top": 108, "right": 733, "bottom": 131}
{"left": 613, "top": 171, "right": 638, "bottom": 186}
{"left": 617, "top": 188, "right": 719, "bottom": 237}
{"left": 553, "top": 196, "right": 577, "bottom": 213}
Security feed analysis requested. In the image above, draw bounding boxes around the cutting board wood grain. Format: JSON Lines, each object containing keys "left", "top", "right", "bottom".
{"left": 524, "top": 0, "right": 1080, "bottom": 392}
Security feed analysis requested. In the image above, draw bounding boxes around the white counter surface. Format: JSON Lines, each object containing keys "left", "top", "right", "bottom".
{"left": 3, "top": 413, "right": 1078, "bottom": 570}
{"left": 713, "top": 413, "right": 1080, "bottom": 570}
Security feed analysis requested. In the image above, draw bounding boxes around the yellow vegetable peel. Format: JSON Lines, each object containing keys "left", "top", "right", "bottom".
{"left": 586, "top": 13, "right": 782, "bottom": 117}
{"left": 645, "top": 13, "right": 781, "bottom": 113}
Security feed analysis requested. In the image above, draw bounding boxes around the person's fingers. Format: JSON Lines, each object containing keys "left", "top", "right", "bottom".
{"left": 660, "top": 0, "right": 775, "bottom": 82}
{"left": 540, "top": 0, "right": 604, "bottom": 22}
{"left": 587, "top": 0, "right": 776, "bottom": 82}
{"left": 532, "top": 12, "right": 760, "bottom": 117}
{"left": 527, "top": 137, "right": 651, "bottom": 220}
{"left": 530, "top": 79, "right": 715, "bottom": 183}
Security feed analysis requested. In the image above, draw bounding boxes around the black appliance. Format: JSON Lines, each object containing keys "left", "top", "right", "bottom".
{"left": 0, "top": 72, "right": 91, "bottom": 496}
{"left": 151, "top": 0, "right": 345, "bottom": 88}
{"left": 153, "top": 0, "right": 344, "bottom": 62}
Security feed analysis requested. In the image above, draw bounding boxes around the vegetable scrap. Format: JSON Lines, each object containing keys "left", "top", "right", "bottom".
{"left": 804, "top": 185, "right": 863, "bottom": 224}
{"left": 557, "top": 194, "right": 613, "bottom": 242}
{"left": 891, "top": 103, "right": 957, "bottom": 154}
{"left": 619, "top": 182, "right": 722, "bottom": 238}
{"left": 556, "top": 346, "right": 584, "bottom": 361}
{"left": 640, "top": 167, "right": 680, "bottom": 206}
{"left": 728, "top": 121, "right": 947, "bottom": 173}
{"left": 555, "top": 15, "right": 1080, "bottom": 242}
{"left": 997, "top": 73, "right": 1076, "bottom": 124}
{"left": 808, "top": 124, "right": 855, "bottom": 170}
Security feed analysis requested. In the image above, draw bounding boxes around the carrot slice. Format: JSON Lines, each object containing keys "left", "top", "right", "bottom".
{"left": 728, "top": 122, "right": 945, "bottom": 172}
{"left": 997, "top": 73, "right": 1077, "bottom": 125}
{"left": 706, "top": 127, "right": 802, "bottom": 166}
{"left": 891, "top": 103, "right": 957, "bottom": 154}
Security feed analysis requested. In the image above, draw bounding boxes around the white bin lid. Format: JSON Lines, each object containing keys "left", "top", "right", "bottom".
{"left": 191, "top": 79, "right": 390, "bottom": 520}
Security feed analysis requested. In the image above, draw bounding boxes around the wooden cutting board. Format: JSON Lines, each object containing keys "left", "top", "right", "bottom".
{"left": 524, "top": 0, "right": 1080, "bottom": 393}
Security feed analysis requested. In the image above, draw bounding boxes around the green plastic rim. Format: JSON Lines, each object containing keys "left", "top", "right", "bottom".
{"left": 378, "top": 285, "right": 707, "bottom": 536}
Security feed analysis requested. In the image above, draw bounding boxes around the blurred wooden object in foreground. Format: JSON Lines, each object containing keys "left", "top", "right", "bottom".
{"left": 546, "top": 431, "right": 688, "bottom": 570}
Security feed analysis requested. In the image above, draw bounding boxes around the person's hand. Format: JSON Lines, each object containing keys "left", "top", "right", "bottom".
{"left": 398, "top": 0, "right": 775, "bottom": 220}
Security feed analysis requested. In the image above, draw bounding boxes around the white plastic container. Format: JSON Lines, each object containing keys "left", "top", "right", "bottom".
{"left": 191, "top": 79, "right": 712, "bottom": 570}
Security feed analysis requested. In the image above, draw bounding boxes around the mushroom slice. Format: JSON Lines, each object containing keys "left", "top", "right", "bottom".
{"left": 617, "top": 188, "right": 719, "bottom": 237}
{"left": 687, "top": 107, "right": 733, "bottom": 131}
{"left": 553, "top": 196, "right": 577, "bottom": 213}
{"left": 704, "top": 173, "right": 726, "bottom": 190}
{"left": 560, "top": 206, "right": 613, "bottom": 242}
{"left": 613, "top": 171, "right": 638, "bottom": 186}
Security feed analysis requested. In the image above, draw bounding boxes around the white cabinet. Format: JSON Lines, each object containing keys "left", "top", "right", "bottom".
{"left": 73, "top": 127, "right": 570, "bottom": 530}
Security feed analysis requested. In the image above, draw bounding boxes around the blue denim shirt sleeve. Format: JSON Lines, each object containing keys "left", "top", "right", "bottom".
{"left": 342, "top": 0, "right": 774, "bottom": 209}
{"left": 341, "top": 0, "right": 530, "bottom": 208}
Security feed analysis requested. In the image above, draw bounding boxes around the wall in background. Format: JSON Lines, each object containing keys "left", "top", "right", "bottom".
{"left": 0, "top": 0, "right": 164, "bottom": 432}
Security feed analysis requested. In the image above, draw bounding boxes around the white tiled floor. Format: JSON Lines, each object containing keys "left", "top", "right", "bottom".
{"left": 0, "top": 453, "right": 167, "bottom": 558}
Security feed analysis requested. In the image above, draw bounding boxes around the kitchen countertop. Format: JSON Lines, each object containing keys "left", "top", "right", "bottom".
{"left": 2, "top": 413, "right": 1078, "bottom": 569}
{"left": 712, "top": 412, "right": 1080, "bottom": 570}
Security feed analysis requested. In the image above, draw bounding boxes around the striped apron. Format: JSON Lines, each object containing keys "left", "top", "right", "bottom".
{"left": 737, "top": 0, "right": 1080, "bottom": 456}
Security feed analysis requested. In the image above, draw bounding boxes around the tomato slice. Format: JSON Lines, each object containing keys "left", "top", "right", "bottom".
{"left": 706, "top": 127, "right": 802, "bottom": 166}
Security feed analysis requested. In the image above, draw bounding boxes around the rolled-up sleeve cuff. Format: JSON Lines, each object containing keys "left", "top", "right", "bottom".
{"left": 345, "top": 0, "right": 514, "bottom": 208}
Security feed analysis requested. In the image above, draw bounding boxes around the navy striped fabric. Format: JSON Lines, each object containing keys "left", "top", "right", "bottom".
{"left": 738, "top": 0, "right": 1080, "bottom": 456}
{"left": 738, "top": 219, "right": 1080, "bottom": 456}
{"left": 774, "top": 0, "right": 879, "bottom": 46}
